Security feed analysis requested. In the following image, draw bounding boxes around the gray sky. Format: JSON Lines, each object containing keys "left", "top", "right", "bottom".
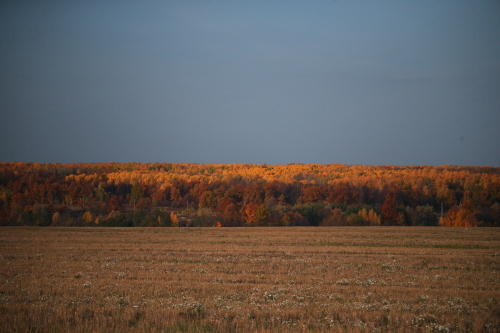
{"left": 1, "top": 1, "right": 499, "bottom": 166}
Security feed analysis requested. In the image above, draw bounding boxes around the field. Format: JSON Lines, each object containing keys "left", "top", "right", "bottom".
{"left": 0, "top": 227, "right": 499, "bottom": 332}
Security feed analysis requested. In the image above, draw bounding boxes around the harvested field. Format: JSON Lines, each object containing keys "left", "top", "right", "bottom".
{"left": 0, "top": 227, "right": 499, "bottom": 332}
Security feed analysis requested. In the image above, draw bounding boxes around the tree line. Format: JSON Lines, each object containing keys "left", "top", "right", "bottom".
{"left": 0, "top": 162, "right": 499, "bottom": 227}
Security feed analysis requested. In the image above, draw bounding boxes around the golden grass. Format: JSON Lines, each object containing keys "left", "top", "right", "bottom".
{"left": 0, "top": 227, "right": 499, "bottom": 332}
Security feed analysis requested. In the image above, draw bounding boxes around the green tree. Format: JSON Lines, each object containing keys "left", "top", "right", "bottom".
{"left": 195, "top": 207, "right": 214, "bottom": 226}
{"left": 32, "top": 204, "right": 49, "bottom": 226}
{"left": 280, "top": 213, "right": 291, "bottom": 226}
{"left": 130, "top": 182, "right": 143, "bottom": 201}
{"left": 94, "top": 186, "right": 109, "bottom": 202}
{"left": 135, "top": 209, "right": 170, "bottom": 227}
{"left": 200, "top": 191, "right": 218, "bottom": 208}
{"left": 255, "top": 204, "right": 271, "bottom": 226}
{"left": 294, "top": 203, "right": 330, "bottom": 226}
{"left": 406, "top": 205, "right": 438, "bottom": 226}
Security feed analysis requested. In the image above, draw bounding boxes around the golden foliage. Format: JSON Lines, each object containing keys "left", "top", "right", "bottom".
{"left": 170, "top": 212, "right": 179, "bottom": 227}
{"left": 1, "top": 162, "right": 499, "bottom": 227}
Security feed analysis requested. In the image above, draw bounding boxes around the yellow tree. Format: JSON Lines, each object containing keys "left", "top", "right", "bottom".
{"left": 170, "top": 212, "right": 179, "bottom": 227}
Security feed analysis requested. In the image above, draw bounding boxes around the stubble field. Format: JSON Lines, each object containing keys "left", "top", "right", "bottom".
{"left": 0, "top": 227, "right": 499, "bottom": 333}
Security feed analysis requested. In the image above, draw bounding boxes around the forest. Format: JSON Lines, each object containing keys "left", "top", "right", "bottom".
{"left": 0, "top": 162, "right": 499, "bottom": 227}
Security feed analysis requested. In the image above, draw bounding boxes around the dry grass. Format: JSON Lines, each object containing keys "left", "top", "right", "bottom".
{"left": 0, "top": 227, "right": 499, "bottom": 332}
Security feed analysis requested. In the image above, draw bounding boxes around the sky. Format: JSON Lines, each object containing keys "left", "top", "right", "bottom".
{"left": 1, "top": 1, "right": 499, "bottom": 166}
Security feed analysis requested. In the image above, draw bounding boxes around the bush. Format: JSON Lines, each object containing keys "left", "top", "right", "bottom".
{"left": 136, "top": 209, "right": 171, "bottom": 227}
{"left": 104, "top": 213, "right": 134, "bottom": 227}
{"left": 293, "top": 203, "right": 331, "bottom": 226}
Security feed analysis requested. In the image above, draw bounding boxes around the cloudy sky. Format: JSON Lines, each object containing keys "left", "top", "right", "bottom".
{"left": 1, "top": 0, "right": 499, "bottom": 166}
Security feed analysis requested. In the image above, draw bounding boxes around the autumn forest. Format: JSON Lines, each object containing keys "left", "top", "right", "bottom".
{"left": 1, "top": 162, "right": 499, "bottom": 228}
